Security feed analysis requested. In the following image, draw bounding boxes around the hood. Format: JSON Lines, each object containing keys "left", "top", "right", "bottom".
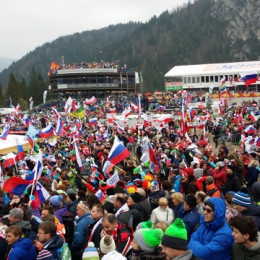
{"left": 13, "top": 238, "right": 34, "bottom": 250}
{"left": 244, "top": 202, "right": 260, "bottom": 215}
{"left": 16, "top": 220, "right": 32, "bottom": 231}
{"left": 203, "top": 197, "right": 226, "bottom": 230}
{"left": 55, "top": 207, "right": 68, "bottom": 216}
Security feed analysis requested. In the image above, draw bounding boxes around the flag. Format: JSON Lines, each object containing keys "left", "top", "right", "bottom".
{"left": 9, "top": 97, "right": 12, "bottom": 108}
{"left": 0, "top": 124, "right": 10, "bottom": 140}
{"left": 56, "top": 116, "right": 63, "bottom": 136}
{"left": 73, "top": 136, "right": 83, "bottom": 169}
{"left": 3, "top": 177, "right": 33, "bottom": 196}
{"left": 218, "top": 103, "right": 223, "bottom": 115}
{"left": 34, "top": 182, "right": 50, "bottom": 206}
{"left": 113, "top": 121, "right": 124, "bottom": 133}
{"left": 27, "top": 124, "right": 37, "bottom": 139}
{"left": 106, "top": 170, "right": 120, "bottom": 186}
{"left": 16, "top": 139, "right": 25, "bottom": 160}
{"left": 38, "top": 124, "right": 54, "bottom": 138}
{"left": 95, "top": 189, "right": 105, "bottom": 202}
{"left": 240, "top": 71, "right": 258, "bottom": 87}
{"left": 138, "top": 95, "right": 141, "bottom": 119}
{"left": 255, "top": 137, "right": 260, "bottom": 147}
{"left": 219, "top": 77, "right": 226, "bottom": 92}
{"left": 131, "top": 103, "right": 138, "bottom": 111}
{"left": 25, "top": 150, "right": 43, "bottom": 182}
{"left": 64, "top": 97, "right": 74, "bottom": 113}
{"left": 102, "top": 160, "right": 114, "bottom": 174}
{"left": 122, "top": 106, "right": 131, "bottom": 118}
{"left": 3, "top": 152, "right": 17, "bottom": 167}
{"left": 26, "top": 134, "right": 34, "bottom": 148}
{"left": 85, "top": 96, "right": 97, "bottom": 105}
{"left": 69, "top": 106, "right": 85, "bottom": 118}
{"left": 244, "top": 125, "right": 255, "bottom": 134}
{"left": 109, "top": 108, "right": 116, "bottom": 113}
{"left": 23, "top": 114, "right": 31, "bottom": 128}
{"left": 181, "top": 102, "right": 186, "bottom": 134}
{"left": 135, "top": 72, "right": 140, "bottom": 84}
{"left": 108, "top": 136, "right": 130, "bottom": 165}
{"left": 148, "top": 141, "right": 159, "bottom": 172}
{"left": 89, "top": 118, "right": 98, "bottom": 126}
{"left": 107, "top": 114, "right": 116, "bottom": 123}
{"left": 29, "top": 97, "right": 33, "bottom": 103}
{"left": 142, "top": 113, "right": 152, "bottom": 128}
{"left": 52, "top": 107, "right": 60, "bottom": 118}
{"left": 249, "top": 111, "right": 258, "bottom": 122}
{"left": 14, "top": 104, "right": 21, "bottom": 115}
{"left": 75, "top": 118, "right": 82, "bottom": 135}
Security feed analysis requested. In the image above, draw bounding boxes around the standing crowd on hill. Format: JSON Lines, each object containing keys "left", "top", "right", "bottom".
{"left": 0, "top": 94, "right": 260, "bottom": 260}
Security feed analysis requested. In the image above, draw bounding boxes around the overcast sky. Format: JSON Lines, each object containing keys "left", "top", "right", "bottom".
{"left": 1, "top": 0, "right": 191, "bottom": 60}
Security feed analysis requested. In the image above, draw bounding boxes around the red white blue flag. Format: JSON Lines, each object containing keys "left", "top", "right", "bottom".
{"left": 240, "top": 71, "right": 258, "bottom": 87}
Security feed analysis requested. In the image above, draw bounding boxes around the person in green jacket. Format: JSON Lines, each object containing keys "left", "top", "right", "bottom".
{"left": 230, "top": 215, "right": 260, "bottom": 260}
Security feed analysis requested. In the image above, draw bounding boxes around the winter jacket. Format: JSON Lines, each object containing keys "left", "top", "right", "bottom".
{"left": 54, "top": 207, "right": 68, "bottom": 224}
{"left": 245, "top": 166, "right": 259, "bottom": 187}
{"left": 232, "top": 237, "right": 260, "bottom": 260}
{"left": 188, "top": 197, "right": 234, "bottom": 260}
{"left": 173, "top": 175, "right": 182, "bottom": 192}
{"left": 212, "top": 167, "right": 227, "bottom": 190}
{"left": 172, "top": 250, "right": 193, "bottom": 260}
{"left": 223, "top": 173, "right": 240, "bottom": 195}
{"left": 129, "top": 203, "right": 144, "bottom": 230}
{"left": 149, "top": 190, "right": 165, "bottom": 211}
{"left": 66, "top": 200, "right": 77, "bottom": 217}
{"left": 128, "top": 248, "right": 166, "bottom": 260}
{"left": 8, "top": 238, "right": 36, "bottom": 260}
{"left": 71, "top": 212, "right": 94, "bottom": 252}
{"left": 150, "top": 206, "right": 174, "bottom": 226}
{"left": 37, "top": 235, "right": 63, "bottom": 260}
{"left": 181, "top": 207, "right": 200, "bottom": 240}
{"left": 206, "top": 183, "right": 221, "bottom": 198}
{"left": 172, "top": 202, "right": 184, "bottom": 219}
{"left": 241, "top": 202, "right": 260, "bottom": 230}
{"left": 137, "top": 198, "right": 151, "bottom": 221}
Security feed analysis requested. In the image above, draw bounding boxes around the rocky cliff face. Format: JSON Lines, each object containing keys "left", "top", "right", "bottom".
{"left": 211, "top": 0, "right": 260, "bottom": 60}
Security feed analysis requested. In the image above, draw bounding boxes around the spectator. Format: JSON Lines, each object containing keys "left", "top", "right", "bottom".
{"left": 206, "top": 176, "right": 221, "bottom": 198}
{"left": 223, "top": 165, "right": 241, "bottom": 195}
{"left": 188, "top": 197, "right": 234, "bottom": 260}
{"left": 232, "top": 188, "right": 260, "bottom": 230}
{"left": 195, "top": 191, "right": 206, "bottom": 215}
{"left": 49, "top": 195, "right": 68, "bottom": 224}
{"left": 161, "top": 218, "right": 193, "bottom": 260}
{"left": 171, "top": 192, "right": 184, "bottom": 219}
{"left": 230, "top": 215, "right": 260, "bottom": 259}
{"left": 136, "top": 188, "right": 151, "bottom": 221}
{"left": 99, "top": 235, "right": 116, "bottom": 258}
{"left": 6, "top": 225, "right": 36, "bottom": 260}
{"left": 150, "top": 197, "right": 174, "bottom": 227}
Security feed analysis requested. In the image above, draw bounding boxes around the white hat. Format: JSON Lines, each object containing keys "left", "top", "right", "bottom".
{"left": 100, "top": 235, "right": 116, "bottom": 254}
{"left": 102, "top": 250, "right": 127, "bottom": 260}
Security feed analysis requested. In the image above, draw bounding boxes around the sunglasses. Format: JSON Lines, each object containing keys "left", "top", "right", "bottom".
{"left": 203, "top": 207, "right": 214, "bottom": 213}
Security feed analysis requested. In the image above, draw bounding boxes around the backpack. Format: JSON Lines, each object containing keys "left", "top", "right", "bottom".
{"left": 56, "top": 242, "right": 71, "bottom": 260}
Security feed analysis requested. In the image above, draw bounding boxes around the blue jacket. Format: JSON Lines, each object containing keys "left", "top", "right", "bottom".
{"left": 181, "top": 207, "right": 200, "bottom": 240}
{"left": 188, "top": 197, "right": 234, "bottom": 260}
{"left": 8, "top": 238, "right": 37, "bottom": 260}
{"left": 173, "top": 175, "right": 182, "bottom": 192}
{"left": 172, "top": 202, "right": 184, "bottom": 219}
{"left": 71, "top": 212, "right": 94, "bottom": 250}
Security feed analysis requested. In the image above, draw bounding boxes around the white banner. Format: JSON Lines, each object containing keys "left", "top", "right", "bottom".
{"left": 106, "top": 170, "right": 119, "bottom": 186}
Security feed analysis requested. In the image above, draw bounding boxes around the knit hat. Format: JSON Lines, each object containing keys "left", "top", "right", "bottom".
{"left": 136, "top": 220, "right": 153, "bottom": 230}
{"left": 161, "top": 218, "right": 188, "bottom": 250}
{"left": 150, "top": 181, "right": 159, "bottom": 191}
{"left": 67, "top": 192, "right": 76, "bottom": 202}
{"left": 130, "top": 192, "right": 143, "bottom": 203}
{"left": 100, "top": 235, "right": 116, "bottom": 254}
{"left": 49, "top": 195, "right": 63, "bottom": 207}
{"left": 82, "top": 242, "right": 99, "bottom": 260}
{"left": 134, "top": 228, "right": 163, "bottom": 253}
{"left": 232, "top": 189, "right": 251, "bottom": 207}
{"left": 184, "top": 195, "right": 197, "bottom": 208}
{"left": 227, "top": 165, "right": 235, "bottom": 172}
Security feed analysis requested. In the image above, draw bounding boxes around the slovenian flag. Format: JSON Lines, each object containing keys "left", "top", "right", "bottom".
{"left": 16, "top": 139, "right": 25, "bottom": 161}
{"left": 23, "top": 114, "right": 31, "bottom": 128}
{"left": 240, "top": 71, "right": 258, "bottom": 87}
{"left": 25, "top": 151, "right": 43, "bottom": 182}
{"left": 34, "top": 182, "right": 50, "bottom": 206}
{"left": 244, "top": 125, "right": 255, "bottom": 134}
{"left": 38, "top": 124, "right": 54, "bottom": 138}
{"left": 108, "top": 136, "right": 130, "bottom": 165}
{"left": 0, "top": 124, "right": 10, "bottom": 140}
{"left": 89, "top": 118, "right": 98, "bottom": 126}
{"left": 95, "top": 189, "right": 105, "bottom": 202}
{"left": 56, "top": 116, "right": 63, "bottom": 136}
{"left": 102, "top": 160, "right": 114, "bottom": 175}
{"left": 113, "top": 121, "right": 124, "bottom": 133}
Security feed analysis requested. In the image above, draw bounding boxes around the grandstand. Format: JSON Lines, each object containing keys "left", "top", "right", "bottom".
{"left": 48, "top": 61, "right": 141, "bottom": 98}
{"left": 165, "top": 61, "right": 260, "bottom": 92}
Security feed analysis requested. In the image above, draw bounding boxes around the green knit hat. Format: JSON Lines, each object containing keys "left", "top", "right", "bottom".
{"left": 162, "top": 218, "right": 188, "bottom": 250}
{"left": 134, "top": 228, "right": 163, "bottom": 253}
{"left": 136, "top": 220, "right": 153, "bottom": 230}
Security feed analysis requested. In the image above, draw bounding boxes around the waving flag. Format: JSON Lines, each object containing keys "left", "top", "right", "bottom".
{"left": 3, "top": 177, "right": 33, "bottom": 196}
{"left": 131, "top": 103, "right": 138, "bottom": 111}
{"left": 26, "top": 134, "right": 34, "bottom": 148}
{"left": 244, "top": 125, "right": 255, "bottom": 135}
{"left": 16, "top": 139, "right": 25, "bottom": 161}
{"left": 52, "top": 107, "right": 60, "bottom": 118}
{"left": 255, "top": 137, "right": 260, "bottom": 147}
{"left": 148, "top": 141, "right": 159, "bottom": 172}
{"left": 56, "top": 116, "right": 63, "bottom": 136}
{"left": 38, "top": 124, "right": 54, "bottom": 138}
{"left": 249, "top": 111, "right": 258, "bottom": 122}
{"left": 3, "top": 152, "right": 17, "bottom": 168}
{"left": 122, "top": 106, "right": 131, "bottom": 118}
{"left": 75, "top": 118, "right": 82, "bottom": 134}
{"left": 23, "top": 114, "right": 31, "bottom": 128}
{"left": 108, "top": 136, "right": 130, "bottom": 165}
{"left": 0, "top": 124, "right": 10, "bottom": 140}
{"left": 107, "top": 114, "right": 116, "bottom": 123}
{"left": 25, "top": 150, "right": 43, "bottom": 182}
{"left": 138, "top": 95, "right": 141, "bottom": 119}
{"left": 102, "top": 160, "right": 114, "bottom": 175}
{"left": 85, "top": 96, "right": 97, "bottom": 105}
{"left": 13, "top": 104, "right": 21, "bottom": 115}
{"left": 240, "top": 71, "right": 258, "bottom": 87}
{"left": 34, "top": 182, "right": 50, "bottom": 207}
{"left": 142, "top": 113, "right": 152, "bottom": 128}
{"left": 73, "top": 136, "right": 83, "bottom": 169}
{"left": 64, "top": 97, "right": 74, "bottom": 113}
{"left": 89, "top": 118, "right": 98, "bottom": 126}
{"left": 113, "top": 121, "right": 124, "bottom": 133}
{"left": 109, "top": 108, "right": 116, "bottom": 113}
{"left": 95, "top": 189, "right": 105, "bottom": 202}
{"left": 219, "top": 77, "right": 226, "bottom": 92}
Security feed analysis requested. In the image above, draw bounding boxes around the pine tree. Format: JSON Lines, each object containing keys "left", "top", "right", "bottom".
{"left": 5, "top": 73, "right": 19, "bottom": 106}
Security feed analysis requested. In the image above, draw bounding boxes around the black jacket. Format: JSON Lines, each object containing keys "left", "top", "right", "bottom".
{"left": 224, "top": 173, "right": 240, "bottom": 195}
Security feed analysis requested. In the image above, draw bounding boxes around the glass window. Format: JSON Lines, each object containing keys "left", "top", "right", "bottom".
{"left": 192, "top": 77, "right": 195, "bottom": 83}
{"left": 205, "top": 76, "right": 209, "bottom": 83}
{"left": 187, "top": 77, "right": 191, "bottom": 83}
{"left": 215, "top": 76, "right": 218, "bottom": 82}
{"left": 196, "top": 77, "right": 200, "bottom": 83}
{"left": 183, "top": 77, "right": 187, "bottom": 84}
{"left": 201, "top": 76, "right": 205, "bottom": 83}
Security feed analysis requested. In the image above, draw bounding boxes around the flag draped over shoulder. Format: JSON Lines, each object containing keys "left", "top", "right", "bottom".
{"left": 108, "top": 136, "right": 130, "bottom": 165}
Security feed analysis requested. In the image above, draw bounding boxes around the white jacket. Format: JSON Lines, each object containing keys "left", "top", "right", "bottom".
{"left": 150, "top": 206, "right": 174, "bottom": 226}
